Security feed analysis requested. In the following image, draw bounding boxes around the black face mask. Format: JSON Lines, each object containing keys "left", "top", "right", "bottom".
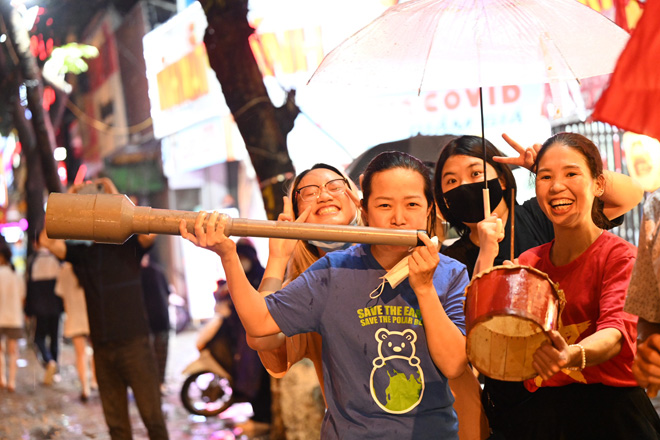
{"left": 443, "top": 178, "right": 504, "bottom": 224}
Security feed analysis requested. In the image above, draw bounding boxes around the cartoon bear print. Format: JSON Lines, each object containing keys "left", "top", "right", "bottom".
{"left": 370, "top": 328, "right": 424, "bottom": 413}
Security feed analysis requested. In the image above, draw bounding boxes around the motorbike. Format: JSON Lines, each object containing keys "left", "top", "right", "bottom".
{"left": 181, "top": 290, "right": 265, "bottom": 419}
{"left": 180, "top": 348, "right": 235, "bottom": 417}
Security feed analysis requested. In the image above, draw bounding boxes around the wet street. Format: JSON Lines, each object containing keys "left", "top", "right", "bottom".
{"left": 0, "top": 328, "right": 268, "bottom": 440}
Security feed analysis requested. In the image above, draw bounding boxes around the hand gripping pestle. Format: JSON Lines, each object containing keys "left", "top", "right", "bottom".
{"left": 45, "top": 193, "right": 425, "bottom": 246}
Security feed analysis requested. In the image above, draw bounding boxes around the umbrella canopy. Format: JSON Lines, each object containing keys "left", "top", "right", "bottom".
{"left": 345, "top": 134, "right": 458, "bottom": 184}
{"left": 307, "top": 0, "right": 629, "bottom": 94}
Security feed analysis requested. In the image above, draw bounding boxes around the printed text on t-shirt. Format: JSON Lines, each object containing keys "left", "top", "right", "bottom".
{"left": 356, "top": 305, "right": 423, "bottom": 326}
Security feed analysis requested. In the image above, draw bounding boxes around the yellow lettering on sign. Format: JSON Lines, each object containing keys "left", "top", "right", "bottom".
{"left": 249, "top": 26, "right": 324, "bottom": 77}
{"left": 157, "top": 44, "right": 210, "bottom": 110}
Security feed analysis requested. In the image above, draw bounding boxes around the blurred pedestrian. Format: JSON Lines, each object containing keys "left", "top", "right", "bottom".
{"left": 233, "top": 239, "right": 272, "bottom": 429}
{"left": 55, "top": 261, "right": 97, "bottom": 402}
{"left": 25, "top": 235, "right": 64, "bottom": 386}
{"left": 40, "top": 178, "right": 168, "bottom": 440}
{"left": 0, "top": 240, "right": 25, "bottom": 392}
{"left": 141, "top": 252, "right": 171, "bottom": 394}
{"left": 196, "top": 280, "right": 231, "bottom": 358}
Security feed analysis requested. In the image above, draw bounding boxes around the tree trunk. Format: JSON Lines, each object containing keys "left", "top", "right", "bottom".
{"left": 12, "top": 96, "right": 45, "bottom": 246}
{"left": 200, "top": 1, "right": 301, "bottom": 438}
{"left": 0, "top": 0, "right": 61, "bottom": 195}
{"left": 46, "top": 78, "right": 71, "bottom": 131}
{"left": 200, "top": 0, "right": 298, "bottom": 220}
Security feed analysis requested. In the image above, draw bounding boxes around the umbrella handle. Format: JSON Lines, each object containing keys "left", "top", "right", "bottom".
{"left": 483, "top": 188, "right": 491, "bottom": 217}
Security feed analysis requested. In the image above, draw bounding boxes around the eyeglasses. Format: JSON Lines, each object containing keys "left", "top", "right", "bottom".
{"left": 294, "top": 178, "right": 349, "bottom": 202}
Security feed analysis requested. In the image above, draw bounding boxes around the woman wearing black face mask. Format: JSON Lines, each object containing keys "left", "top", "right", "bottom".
{"left": 434, "top": 134, "right": 644, "bottom": 439}
{"left": 434, "top": 134, "right": 641, "bottom": 279}
{"left": 436, "top": 135, "right": 555, "bottom": 280}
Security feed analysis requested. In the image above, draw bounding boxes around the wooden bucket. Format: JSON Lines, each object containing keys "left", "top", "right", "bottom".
{"left": 465, "top": 265, "right": 564, "bottom": 381}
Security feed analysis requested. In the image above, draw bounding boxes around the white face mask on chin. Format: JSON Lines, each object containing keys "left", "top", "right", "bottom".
{"left": 307, "top": 211, "right": 359, "bottom": 253}
{"left": 369, "top": 236, "right": 439, "bottom": 299}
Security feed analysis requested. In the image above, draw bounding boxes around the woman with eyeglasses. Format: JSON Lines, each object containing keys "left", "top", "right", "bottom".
{"left": 251, "top": 163, "right": 361, "bottom": 436}
{"left": 270, "top": 164, "right": 362, "bottom": 283}
{"left": 180, "top": 151, "right": 469, "bottom": 439}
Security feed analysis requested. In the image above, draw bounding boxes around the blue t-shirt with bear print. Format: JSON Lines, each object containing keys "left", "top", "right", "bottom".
{"left": 265, "top": 243, "right": 468, "bottom": 440}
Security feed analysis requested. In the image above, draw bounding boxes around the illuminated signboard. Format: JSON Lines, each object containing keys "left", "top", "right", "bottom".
{"left": 143, "top": 2, "right": 225, "bottom": 139}
{"left": 622, "top": 132, "right": 660, "bottom": 192}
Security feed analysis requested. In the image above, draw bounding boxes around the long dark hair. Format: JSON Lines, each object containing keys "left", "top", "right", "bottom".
{"left": 288, "top": 163, "right": 354, "bottom": 217}
{"left": 535, "top": 132, "right": 615, "bottom": 230}
{"left": 434, "top": 135, "right": 517, "bottom": 237}
{"left": 361, "top": 151, "right": 436, "bottom": 235}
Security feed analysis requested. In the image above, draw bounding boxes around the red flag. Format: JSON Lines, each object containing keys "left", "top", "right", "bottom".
{"left": 592, "top": 0, "right": 660, "bottom": 140}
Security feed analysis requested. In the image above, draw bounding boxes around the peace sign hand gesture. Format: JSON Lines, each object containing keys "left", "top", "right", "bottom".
{"left": 268, "top": 196, "right": 310, "bottom": 260}
{"left": 493, "top": 133, "right": 542, "bottom": 172}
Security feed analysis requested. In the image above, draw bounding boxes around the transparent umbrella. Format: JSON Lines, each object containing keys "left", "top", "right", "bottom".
{"left": 307, "top": 0, "right": 629, "bottom": 94}
{"left": 307, "top": 0, "right": 629, "bottom": 213}
{"left": 306, "top": 0, "right": 631, "bottom": 387}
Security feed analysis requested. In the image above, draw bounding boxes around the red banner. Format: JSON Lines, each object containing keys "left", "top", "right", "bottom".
{"left": 592, "top": 0, "right": 660, "bottom": 141}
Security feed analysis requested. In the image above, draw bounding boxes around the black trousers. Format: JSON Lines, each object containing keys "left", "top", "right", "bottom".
{"left": 34, "top": 314, "right": 61, "bottom": 364}
{"left": 485, "top": 383, "right": 660, "bottom": 440}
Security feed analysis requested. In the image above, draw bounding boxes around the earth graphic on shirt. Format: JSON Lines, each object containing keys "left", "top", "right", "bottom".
{"left": 370, "top": 328, "right": 424, "bottom": 413}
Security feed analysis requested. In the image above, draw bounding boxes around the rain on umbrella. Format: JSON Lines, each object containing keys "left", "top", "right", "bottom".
{"left": 307, "top": 0, "right": 630, "bottom": 221}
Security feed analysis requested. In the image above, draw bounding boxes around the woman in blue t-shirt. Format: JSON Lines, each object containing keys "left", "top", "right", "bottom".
{"left": 181, "top": 151, "right": 469, "bottom": 440}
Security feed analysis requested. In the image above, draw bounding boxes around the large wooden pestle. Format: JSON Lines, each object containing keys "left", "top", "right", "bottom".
{"left": 45, "top": 192, "right": 424, "bottom": 246}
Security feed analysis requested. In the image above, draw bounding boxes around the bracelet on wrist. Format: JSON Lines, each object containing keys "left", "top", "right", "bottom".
{"left": 566, "top": 343, "right": 586, "bottom": 371}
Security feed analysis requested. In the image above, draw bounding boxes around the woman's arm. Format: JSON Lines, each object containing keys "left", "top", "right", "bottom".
{"left": 409, "top": 233, "right": 467, "bottom": 379}
{"left": 38, "top": 229, "right": 67, "bottom": 260}
{"left": 247, "top": 331, "right": 287, "bottom": 351}
{"left": 259, "top": 197, "right": 310, "bottom": 291}
{"left": 532, "top": 328, "right": 622, "bottom": 381}
{"left": 249, "top": 198, "right": 312, "bottom": 349}
{"left": 246, "top": 289, "right": 287, "bottom": 350}
{"left": 196, "top": 315, "right": 223, "bottom": 351}
{"left": 601, "top": 170, "right": 644, "bottom": 220}
{"left": 472, "top": 213, "right": 505, "bottom": 277}
{"left": 179, "top": 211, "right": 281, "bottom": 337}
